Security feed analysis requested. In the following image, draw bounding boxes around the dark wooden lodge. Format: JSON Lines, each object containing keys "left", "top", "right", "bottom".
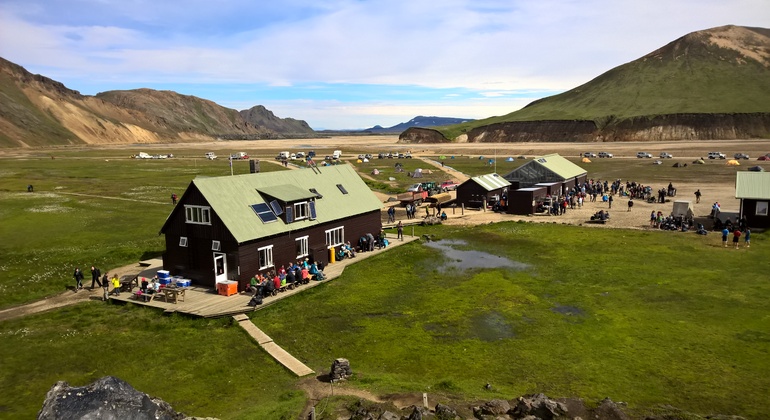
{"left": 455, "top": 173, "right": 511, "bottom": 209}
{"left": 159, "top": 165, "right": 382, "bottom": 290}
{"left": 503, "top": 154, "right": 587, "bottom": 192}
{"left": 736, "top": 172, "right": 770, "bottom": 229}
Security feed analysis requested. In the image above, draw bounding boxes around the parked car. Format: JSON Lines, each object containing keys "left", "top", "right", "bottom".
{"left": 440, "top": 180, "right": 460, "bottom": 191}
{"left": 205, "top": 152, "right": 217, "bottom": 160}
{"left": 365, "top": 154, "right": 373, "bottom": 160}
{"left": 707, "top": 151, "right": 726, "bottom": 159}
{"left": 583, "top": 152, "right": 597, "bottom": 158}
{"left": 406, "top": 183, "right": 423, "bottom": 192}
{"left": 660, "top": 152, "right": 673, "bottom": 158}
{"left": 636, "top": 152, "right": 653, "bottom": 158}
{"left": 296, "top": 151, "right": 305, "bottom": 159}
{"left": 598, "top": 152, "right": 613, "bottom": 158}
{"left": 758, "top": 155, "right": 770, "bottom": 161}
{"left": 734, "top": 153, "right": 750, "bottom": 159}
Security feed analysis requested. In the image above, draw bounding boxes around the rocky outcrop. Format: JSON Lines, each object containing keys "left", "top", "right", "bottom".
{"left": 466, "top": 120, "right": 598, "bottom": 143}
{"left": 401, "top": 113, "right": 770, "bottom": 143}
{"left": 37, "top": 376, "right": 214, "bottom": 420}
{"left": 239, "top": 105, "right": 314, "bottom": 135}
{"left": 399, "top": 127, "right": 452, "bottom": 143}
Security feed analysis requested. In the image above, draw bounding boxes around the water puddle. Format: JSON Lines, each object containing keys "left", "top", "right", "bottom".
{"left": 470, "top": 311, "right": 516, "bottom": 341}
{"left": 424, "top": 239, "right": 530, "bottom": 273}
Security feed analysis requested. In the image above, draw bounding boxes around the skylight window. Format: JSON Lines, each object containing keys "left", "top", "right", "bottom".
{"left": 336, "top": 184, "right": 348, "bottom": 194}
{"left": 309, "top": 188, "right": 323, "bottom": 199}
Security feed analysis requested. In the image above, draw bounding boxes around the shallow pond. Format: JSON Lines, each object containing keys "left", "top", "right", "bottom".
{"left": 424, "top": 239, "right": 530, "bottom": 273}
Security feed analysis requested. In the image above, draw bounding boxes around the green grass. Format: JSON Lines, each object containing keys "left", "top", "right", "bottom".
{"left": 1, "top": 150, "right": 769, "bottom": 419}
{"left": 0, "top": 303, "right": 303, "bottom": 419}
{"left": 255, "top": 222, "right": 770, "bottom": 418}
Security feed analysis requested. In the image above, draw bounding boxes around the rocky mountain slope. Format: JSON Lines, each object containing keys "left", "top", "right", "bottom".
{"left": 365, "top": 116, "right": 474, "bottom": 133}
{"left": 401, "top": 25, "right": 770, "bottom": 143}
{"left": 239, "top": 105, "right": 314, "bottom": 137}
{"left": 0, "top": 57, "right": 312, "bottom": 148}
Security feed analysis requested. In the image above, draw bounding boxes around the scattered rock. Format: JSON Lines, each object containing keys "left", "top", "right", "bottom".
{"left": 378, "top": 411, "right": 401, "bottom": 420}
{"left": 434, "top": 403, "right": 458, "bottom": 420}
{"left": 510, "top": 393, "right": 568, "bottom": 419}
{"left": 406, "top": 405, "right": 433, "bottom": 419}
{"left": 37, "top": 376, "right": 211, "bottom": 420}
{"left": 481, "top": 399, "right": 511, "bottom": 415}
{"left": 330, "top": 358, "right": 353, "bottom": 382}
{"left": 591, "top": 397, "right": 629, "bottom": 420}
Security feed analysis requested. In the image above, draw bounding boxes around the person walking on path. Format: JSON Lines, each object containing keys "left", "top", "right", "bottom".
{"left": 73, "top": 268, "right": 84, "bottom": 291}
{"left": 397, "top": 221, "right": 403, "bottom": 241}
{"left": 732, "top": 229, "right": 742, "bottom": 249}
{"left": 608, "top": 195, "right": 613, "bottom": 209}
{"left": 387, "top": 205, "right": 395, "bottom": 223}
{"left": 89, "top": 266, "right": 102, "bottom": 290}
{"left": 744, "top": 228, "right": 751, "bottom": 248}
{"left": 627, "top": 198, "right": 633, "bottom": 212}
{"left": 171, "top": 193, "right": 177, "bottom": 205}
{"left": 721, "top": 227, "right": 730, "bottom": 247}
{"left": 694, "top": 189, "right": 701, "bottom": 203}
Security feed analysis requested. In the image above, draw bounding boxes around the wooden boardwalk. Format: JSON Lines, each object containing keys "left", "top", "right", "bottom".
{"left": 110, "top": 233, "right": 419, "bottom": 318}
{"left": 233, "top": 314, "right": 314, "bottom": 377}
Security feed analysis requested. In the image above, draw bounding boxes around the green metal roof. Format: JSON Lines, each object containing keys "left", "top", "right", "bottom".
{"left": 470, "top": 173, "right": 511, "bottom": 191}
{"left": 257, "top": 184, "right": 318, "bottom": 202}
{"left": 185, "top": 164, "right": 382, "bottom": 244}
{"left": 735, "top": 172, "right": 770, "bottom": 199}
{"left": 531, "top": 154, "right": 587, "bottom": 179}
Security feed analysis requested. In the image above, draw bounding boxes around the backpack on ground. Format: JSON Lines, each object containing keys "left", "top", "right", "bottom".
{"left": 248, "top": 295, "right": 263, "bottom": 307}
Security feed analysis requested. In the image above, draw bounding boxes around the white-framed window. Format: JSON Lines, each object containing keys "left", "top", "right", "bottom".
{"left": 258, "top": 245, "right": 274, "bottom": 270}
{"left": 179, "top": 237, "right": 188, "bottom": 247}
{"left": 295, "top": 236, "right": 309, "bottom": 258}
{"left": 325, "top": 226, "right": 344, "bottom": 248}
{"left": 185, "top": 205, "right": 211, "bottom": 225}
{"left": 294, "top": 201, "right": 308, "bottom": 220}
{"left": 757, "top": 201, "right": 769, "bottom": 216}
{"left": 212, "top": 240, "right": 221, "bottom": 251}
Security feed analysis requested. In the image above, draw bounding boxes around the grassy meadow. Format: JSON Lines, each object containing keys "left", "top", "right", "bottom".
{"left": 1, "top": 148, "right": 769, "bottom": 419}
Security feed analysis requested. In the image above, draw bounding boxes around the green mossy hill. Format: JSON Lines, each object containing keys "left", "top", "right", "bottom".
{"left": 433, "top": 25, "right": 770, "bottom": 141}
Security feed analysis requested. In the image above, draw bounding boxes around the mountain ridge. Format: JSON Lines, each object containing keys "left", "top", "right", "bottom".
{"left": 0, "top": 57, "right": 314, "bottom": 148}
{"left": 400, "top": 25, "right": 770, "bottom": 143}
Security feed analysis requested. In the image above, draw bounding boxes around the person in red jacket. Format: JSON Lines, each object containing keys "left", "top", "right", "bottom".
{"left": 272, "top": 272, "right": 281, "bottom": 289}
{"left": 301, "top": 266, "right": 310, "bottom": 283}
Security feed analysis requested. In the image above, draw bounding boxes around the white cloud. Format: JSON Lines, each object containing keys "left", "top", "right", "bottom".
{"left": 1, "top": 0, "right": 769, "bottom": 129}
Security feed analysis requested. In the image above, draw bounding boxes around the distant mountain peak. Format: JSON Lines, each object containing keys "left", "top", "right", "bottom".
{"left": 366, "top": 116, "right": 474, "bottom": 133}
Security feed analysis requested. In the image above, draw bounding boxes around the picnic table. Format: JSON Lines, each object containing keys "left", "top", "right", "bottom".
{"left": 159, "top": 286, "right": 187, "bottom": 304}
{"left": 120, "top": 276, "right": 139, "bottom": 292}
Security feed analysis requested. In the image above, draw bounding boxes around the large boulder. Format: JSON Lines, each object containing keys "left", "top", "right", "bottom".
{"left": 37, "top": 376, "right": 210, "bottom": 420}
{"left": 330, "top": 358, "right": 353, "bottom": 381}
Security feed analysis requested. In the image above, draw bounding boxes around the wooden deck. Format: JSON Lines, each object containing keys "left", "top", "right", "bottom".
{"left": 110, "top": 233, "right": 419, "bottom": 318}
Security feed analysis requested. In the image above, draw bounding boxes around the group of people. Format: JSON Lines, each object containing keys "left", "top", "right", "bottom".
{"left": 72, "top": 266, "right": 120, "bottom": 301}
{"left": 722, "top": 226, "right": 751, "bottom": 249}
{"left": 246, "top": 259, "right": 325, "bottom": 298}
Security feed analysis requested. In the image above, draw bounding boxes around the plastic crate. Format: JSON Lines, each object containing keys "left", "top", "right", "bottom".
{"left": 174, "top": 279, "right": 191, "bottom": 288}
{"left": 157, "top": 270, "right": 170, "bottom": 279}
{"left": 217, "top": 281, "right": 238, "bottom": 296}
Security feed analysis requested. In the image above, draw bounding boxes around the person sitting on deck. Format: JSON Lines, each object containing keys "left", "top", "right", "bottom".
{"left": 247, "top": 276, "right": 259, "bottom": 295}
{"left": 140, "top": 277, "right": 149, "bottom": 292}
{"left": 301, "top": 266, "right": 311, "bottom": 283}
{"left": 286, "top": 267, "right": 297, "bottom": 286}
{"left": 309, "top": 262, "right": 325, "bottom": 281}
{"left": 262, "top": 275, "right": 274, "bottom": 296}
{"left": 271, "top": 272, "right": 281, "bottom": 290}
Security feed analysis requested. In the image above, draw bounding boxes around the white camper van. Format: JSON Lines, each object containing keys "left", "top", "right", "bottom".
{"left": 276, "top": 151, "right": 291, "bottom": 160}
{"left": 332, "top": 150, "right": 342, "bottom": 160}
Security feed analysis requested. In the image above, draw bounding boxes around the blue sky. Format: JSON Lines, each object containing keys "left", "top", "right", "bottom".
{"left": 1, "top": 1, "right": 768, "bottom": 130}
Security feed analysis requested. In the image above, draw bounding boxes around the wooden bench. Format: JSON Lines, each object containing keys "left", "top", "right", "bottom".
{"left": 159, "top": 287, "right": 187, "bottom": 304}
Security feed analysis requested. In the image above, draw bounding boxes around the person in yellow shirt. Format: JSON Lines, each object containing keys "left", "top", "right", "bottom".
{"left": 111, "top": 275, "right": 121, "bottom": 296}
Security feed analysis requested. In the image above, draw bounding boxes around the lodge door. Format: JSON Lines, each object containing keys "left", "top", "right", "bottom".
{"left": 213, "top": 253, "right": 227, "bottom": 283}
